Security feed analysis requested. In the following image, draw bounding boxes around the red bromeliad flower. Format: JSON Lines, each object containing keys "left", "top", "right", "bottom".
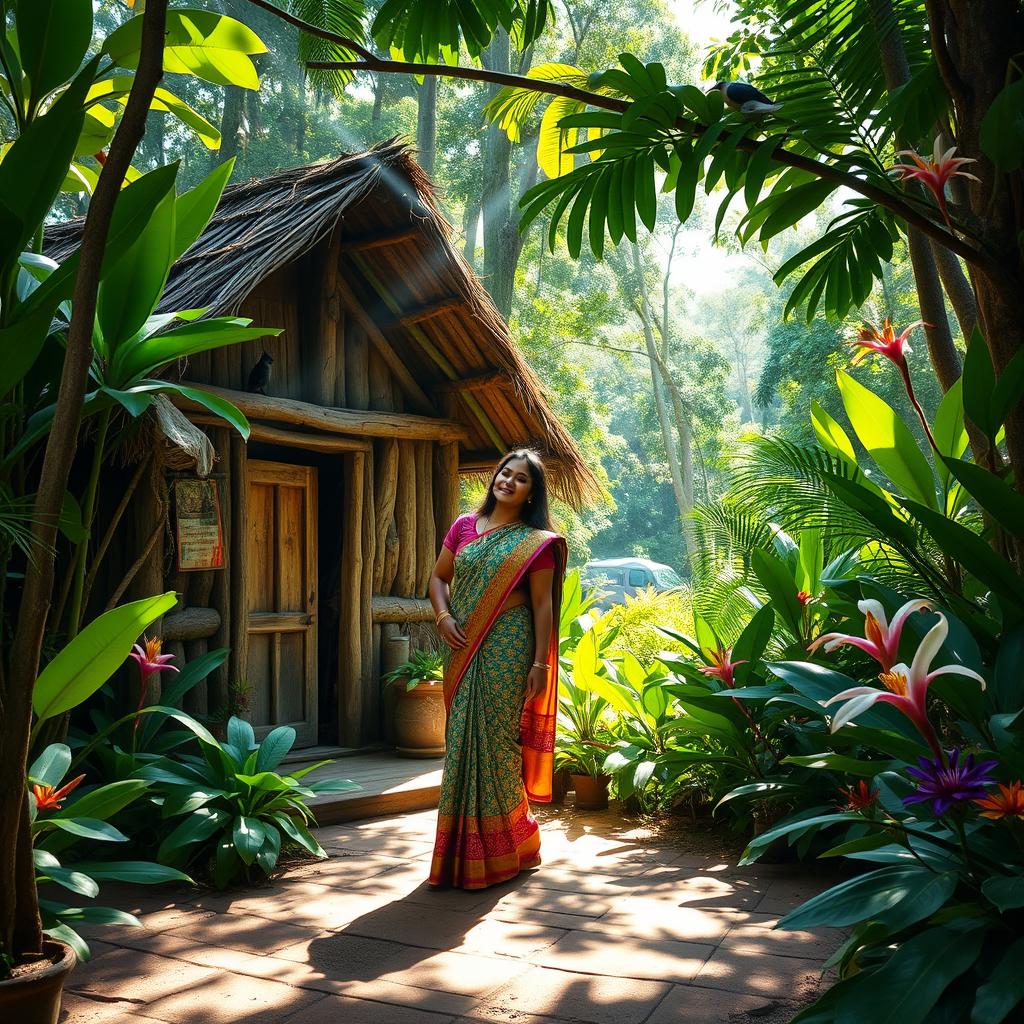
{"left": 975, "top": 780, "right": 1024, "bottom": 821}
{"left": 839, "top": 780, "right": 879, "bottom": 812}
{"left": 849, "top": 319, "right": 938, "bottom": 451}
{"left": 890, "top": 137, "right": 979, "bottom": 229}
{"left": 698, "top": 647, "right": 746, "bottom": 689}
{"left": 796, "top": 590, "right": 814, "bottom": 606}
{"left": 129, "top": 636, "right": 178, "bottom": 730}
{"left": 32, "top": 774, "right": 85, "bottom": 812}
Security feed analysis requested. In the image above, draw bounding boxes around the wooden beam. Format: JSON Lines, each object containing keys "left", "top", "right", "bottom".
{"left": 339, "top": 451, "right": 366, "bottom": 746}
{"left": 395, "top": 296, "right": 462, "bottom": 327}
{"left": 175, "top": 381, "right": 467, "bottom": 442}
{"left": 340, "top": 226, "right": 419, "bottom": 252}
{"left": 434, "top": 441, "right": 460, "bottom": 549}
{"left": 435, "top": 370, "right": 508, "bottom": 394}
{"left": 333, "top": 272, "right": 436, "bottom": 415}
{"left": 187, "top": 416, "right": 371, "bottom": 453}
{"left": 371, "top": 595, "right": 434, "bottom": 623}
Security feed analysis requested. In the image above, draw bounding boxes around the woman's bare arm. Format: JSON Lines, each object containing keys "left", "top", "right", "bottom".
{"left": 524, "top": 568, "right": 555, "bottom": 700}
{"left": 430, "top": 548, "right": 467, "bottom": 649}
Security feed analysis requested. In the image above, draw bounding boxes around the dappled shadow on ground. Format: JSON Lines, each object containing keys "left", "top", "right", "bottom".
{"left": 58, "top": 803, "right": 845, "bottom": 1024}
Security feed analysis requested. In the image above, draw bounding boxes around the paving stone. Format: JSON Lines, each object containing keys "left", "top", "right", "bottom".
{"left": 281, "top": 992, "right": 456, "bottom": 1024}
{"left": 470, "top": 964, "right": 671, "bottom": 1024}
{"left": 532, "top": 929, "right": 713, "bottom": 983}
{"left": 376, "top": 947, "right": 530, "bottom": 996}
{"left": 59, "top": 989, "right": 152, "bottom": 1024}
{"left": 578, "top": 897, "right": 744, "bottom": 943}
{"left": 320, "top": 832, "right": 437, "bottom": 859}
{"left": 283, "top": 851, "right": 410, "bottom": 884}
{"left": 645, "top": 985, "right": 785, "bottom": 1023}
{"left": 486, "top": 902, "right": 599, "bottom": 931}
{"left": 131, "top": 970, "right": 322, "bottom": 1023}
{"left": 66, "top": 947, "right": 218, "bottom": 1004}
{"left": 223, "top": 887, "right": 398, "bottom": 930}
{"left": 517, "top": 866, "right": 638, "bottom": 898}
{"left": 454, "top": 918, "right": 569, "bottom": 959}
{"left": 272, "top": 929, "right": 410, "bottom": 979}
{"left": 321, "top": 976, "right": 478, "bottom": 1015}
{"left": 491, "top": 886, "right": 613, "bottom": 919}
{"left": 720, "top": 914, "right": 845, "bottom": 961}
{"left": 163, "top": 910, "right": 321, "bottom": 954}
{"left": 692, "top": 945, "right": 824, "bottom": 997}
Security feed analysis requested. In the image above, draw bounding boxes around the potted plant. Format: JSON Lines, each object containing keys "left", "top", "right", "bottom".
{"left": 555, "top": 738, "right": 613, "bottom": 810}
{"left": 382, "top": 649, "right": 446, "bottom": 757}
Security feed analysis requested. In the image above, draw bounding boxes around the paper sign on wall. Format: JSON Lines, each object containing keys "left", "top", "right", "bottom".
{"left": 174, "top": 479, "right": 224, "bottom": 571}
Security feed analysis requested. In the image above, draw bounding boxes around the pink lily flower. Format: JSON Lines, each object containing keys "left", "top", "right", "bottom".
{"left": 890, "top": 136, "right": 979, "bottom": 229}
{"left": 129, "top": 636, "right": 177, "bottom": 731}
{"left": 823, "top": 613, "right": 985, "bottom": 759}
{"left": 849, "top": 320, "right": 938, "bottom": 451}
{"left": 698, "top": 646, "right": 746, "bottom": 689}
{"left": 809, "top": 598, "right": 931, "bottom": 672}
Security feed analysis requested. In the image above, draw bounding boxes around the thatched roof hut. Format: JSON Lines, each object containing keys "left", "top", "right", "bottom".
{"left": 47, "top": 138, "right": 597, "bottom": 504}
{"left": 46, "top": 141, "right": 597, "bottom": 753}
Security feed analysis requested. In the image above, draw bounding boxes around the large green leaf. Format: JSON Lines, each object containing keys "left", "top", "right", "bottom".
{"left": 32, "top": 593, "right": 177, "bottom": 729}
{"left": 69, "top": 861, "right": 192, "bottom": 885}
{"left": 40, "top": 817, "right": 128, "bottom": 843}
{"left": 114, "top": 319, "right": 282, "bottom": 383}
{"left": 232, "top": 815, "right": 267, "bottom": 866}
{"left": 971, "top": 936, "right": 1024, "bottom": 1023}
{"left": 0, "top": 57, "right": 96, "bottom": 274}
{"left": 811, "top": 399, "right": 857, "bottom": 465}
{"left": 981, "top": 874, "right": 1024, "bottom": 912}
{"left": 56, "top": 780, "right": 148, "bottom": 824}
{"left": 837, "top": 370, "right": 936, "bottom": 509}
{"left": 172, "top": 158, "right": 233, "bottom": 262}
{"left": 256, "top": 727, "right": 297, "bottom": 773}
{"left": 15, "top": 0, "right": 93, "bottom": 109}
{"left": 29, "top": 744, "right": 72, "bottom": 788}
{"left": 962, "top": 327, "right": 997, "bottom": 440}
{"left": 97, "top": 185, "right": 177, "bottom": 353}
{"left": 0, "top": 307, "right": 60, "bottom": 397}
{"left": 751, "top": 548, "right": 803, "bottom": 639}
{"left": 104, "top": 9, "right": 267, "bottom": 89}
{"left": 980, "top": 78, "right": 1024, "bottom": 171}
{"left": 834, "top": 922, "right": 984, "bottom": 1024}
{"left": 158, "top": 806, "right": 230, "bottom": 861}
{"left": 778, "top": 864, "right": 950, "bottom": 931}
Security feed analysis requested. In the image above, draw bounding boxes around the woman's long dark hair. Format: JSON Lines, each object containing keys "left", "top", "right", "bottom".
{"left": 477, "top": 449, "right": 553, "bottom": 531}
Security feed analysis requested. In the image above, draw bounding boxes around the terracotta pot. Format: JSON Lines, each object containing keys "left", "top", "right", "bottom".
{"left": 393, "top": 680, "right": 446, "bottom": 757}
{"left": 0, "top": 940, "right": 76, "bottom": 1024}
{"left": 571, "top": 773, "right": 610, "bottom": 810}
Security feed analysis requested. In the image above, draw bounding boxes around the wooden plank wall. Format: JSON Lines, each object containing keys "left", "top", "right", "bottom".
{"left": 178, "top": 229, "right": 468, "bottom": 746}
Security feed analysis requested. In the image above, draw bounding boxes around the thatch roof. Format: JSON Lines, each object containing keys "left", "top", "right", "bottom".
{"left": 46, "top": 139, "right": 598, "bottom": 505}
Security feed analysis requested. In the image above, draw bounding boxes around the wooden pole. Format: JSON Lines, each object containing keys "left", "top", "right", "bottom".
{"left": 347, "top": 321, "right": 370, "bottom": 411}
{"left": 228, "top": 434, "right": 249, "bottom": 699}
{"left": 393, "top": 441, "right": 416, "bottom": 598}
{"left": 372, "top": 439, "right": 399, "bottom": 593}
{"left": 371, "top": 595, "right": 435, "bottom": 622}
{"left": 338, "top": 451, "right": 365, "bottom": 745}
{"left": 434, "top": 440, "right": 460, "bottom": 550}
{"left": 368, "top": 346, "right": 393, "bottom": 412}
{"left": 209, "top": 427, "right": 231, "bottom": 716}
{"left": 382, "top": 520, "right": 399, "bottom": 596}
{"left": 312, "top": 230, "right": 340, "bottom": 407}
{"left": 360, "top": 451, "right": 377, "bottom": 740}
{"left": 415, "top": 443, "right": 435, "bottom": 597}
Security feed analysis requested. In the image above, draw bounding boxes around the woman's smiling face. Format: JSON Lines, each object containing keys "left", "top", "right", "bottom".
{"left": 492, "top": 457, "right": 533, "bottom": 510}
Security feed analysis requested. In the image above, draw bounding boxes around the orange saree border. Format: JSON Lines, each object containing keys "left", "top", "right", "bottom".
{"left": 442, "top": 529, "right": 567, "bottom": 804}
{"left": 428, "top": 795, "right": 541, "bottom": 889}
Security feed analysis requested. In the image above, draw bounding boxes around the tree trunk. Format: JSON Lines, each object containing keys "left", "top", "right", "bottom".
{"left": 870, "top": 0, "right": 963, "bottom": 393}
{"left": 416, "top": 77, "right": 437, "bottom": 177}
{"left": 371, "top": 73, "right": 384, "bottom": 126}
{"left": 0, "top": 0, "right": 170, "bottom": 963}
{"left": 931, "top": 1, "right": 1024, "bottom": 509}
{"left": 462, "top": 194, "right": 480, "bottom": 268}
{"left": 216, "top": 85, "right": 243, "bottom": 168}
{"left": 480, "top": 29, "right": 516, "bottom": 318}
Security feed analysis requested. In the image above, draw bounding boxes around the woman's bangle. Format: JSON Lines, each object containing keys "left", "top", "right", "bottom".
{"left": 532, "top": 661, "right": 550, "bottom": 670}
{"left": 435, "top": 610, "right": 452, "bottom": 626}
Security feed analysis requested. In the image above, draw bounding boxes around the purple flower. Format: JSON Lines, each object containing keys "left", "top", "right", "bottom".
{"left": 903, "top": 748, "right": 997, "bottom": 816}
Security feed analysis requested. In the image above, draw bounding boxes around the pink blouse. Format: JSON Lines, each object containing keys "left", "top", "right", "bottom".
{"left": 442, "top": 513, "right": 555, "bottom": 572}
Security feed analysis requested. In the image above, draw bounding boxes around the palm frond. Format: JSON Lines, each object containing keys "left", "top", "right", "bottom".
{"left": 289, "top": 0, "right": 367, "bottom": 100}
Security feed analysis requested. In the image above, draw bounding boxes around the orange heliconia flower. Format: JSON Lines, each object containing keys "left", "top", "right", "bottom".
{"left": 32, "top": 774, "right": 86, "bottom": 812}
{"left": 975, "top": 780, "right": 1024, "bottom": 820}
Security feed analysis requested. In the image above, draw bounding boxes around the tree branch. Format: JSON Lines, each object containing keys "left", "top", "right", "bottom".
{"left": 249, "top": 0, "right": 988, "bottom": 267}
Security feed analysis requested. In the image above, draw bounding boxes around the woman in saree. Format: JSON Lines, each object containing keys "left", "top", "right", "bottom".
{"left": 427, "top": 449, "right": 567, "bottom": 889}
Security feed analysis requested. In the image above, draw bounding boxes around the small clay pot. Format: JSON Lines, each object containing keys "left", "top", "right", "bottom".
{"left": 393, "top": 680, "right": 447, "bottom": 757}
{"left": 571, "top": 773, "right": 610, "bottom": 810}
{"left": 0, "top": 940, "right": 76, "bottom": 1024}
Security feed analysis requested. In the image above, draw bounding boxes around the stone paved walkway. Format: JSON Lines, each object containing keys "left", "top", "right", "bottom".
{"left": 61, "top": 806, "right": 843, "bottom": 1024}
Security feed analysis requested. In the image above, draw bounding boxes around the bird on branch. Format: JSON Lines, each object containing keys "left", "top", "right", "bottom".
{"left": 709, "top": 81, "right": 783, "bottom": 116}
{"left": 246, "top": 352, "right": 273, "bottom": 395}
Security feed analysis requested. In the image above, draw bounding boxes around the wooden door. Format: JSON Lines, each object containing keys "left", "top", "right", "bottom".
{"left": 245, "top": 461, "right": 318, "bottom": 747}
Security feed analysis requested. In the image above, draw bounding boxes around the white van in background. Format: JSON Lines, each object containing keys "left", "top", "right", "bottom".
{"left": 581, "top": 557, "right": 684, "bottom": 609}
